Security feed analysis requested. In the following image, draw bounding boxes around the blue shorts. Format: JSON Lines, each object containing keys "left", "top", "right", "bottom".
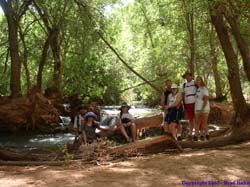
{"left": 165, "top": 108, "right": 179, "bottom": 124}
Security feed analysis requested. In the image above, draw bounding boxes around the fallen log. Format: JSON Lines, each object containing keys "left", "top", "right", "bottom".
{"left": 0, "top": 160, "right": 66, "bottom": 166}
{"left": 102, "top": 135, "right": 183, "bottom": 157}
{"left": 135, "top": 114, "right": 163, "bottom": 129}
{"left": 0, "top": 146, "right": 57, "bottom": 161}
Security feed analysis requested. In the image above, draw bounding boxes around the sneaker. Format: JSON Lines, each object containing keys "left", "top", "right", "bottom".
{"left": 200, "top": 136, "right": 205, "bottom": 141}
{"left": 177, "top": 136, "right": 182, "bottom": 141}
{"left": 206, "top": 134, "right": 210, "bottom": 141}
{"left": 193, "top": 136, "right": 198, "bottom": 141}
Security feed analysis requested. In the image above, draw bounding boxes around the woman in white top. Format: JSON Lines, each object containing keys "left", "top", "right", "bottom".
{"left": 194, "top": 76, "right": 210, "bottom": 141}
{"left": 115, "top": 103, "right": 136, "bottom": 142}
{"left": 164, "top": 84, "right": 182, "bottom": 139}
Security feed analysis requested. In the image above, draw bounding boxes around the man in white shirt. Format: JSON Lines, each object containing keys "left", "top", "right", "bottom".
{"left": 73, "top": 105, "right": 88, "bottom": 143}
{"left": 182, "top": 72, "right": 197, "bottom": 140}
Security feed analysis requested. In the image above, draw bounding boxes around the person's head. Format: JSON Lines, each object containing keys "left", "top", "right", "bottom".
{"left": 182, "top": 71, "right": 193, "bottom": 82}
{"left": 165, "top": 79, "right": 172, "bottom": 89}
{"left": 171, "top": 83, "right": 178, "bottom": 94}
{"left": 120, "top": 103, "right": 131, "bottom": 113}
{"left": 84, "top": 112, "right": 97, "bottom": 122}
{"left": 78, "top": 105, "right": 88, "bottom": 115}
{"left": 195, "top": 76, "right": 206, "bottom": 87}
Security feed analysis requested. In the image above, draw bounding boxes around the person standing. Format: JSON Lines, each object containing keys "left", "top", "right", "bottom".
{"left": 182, "top": 71, "right": 197, "bottom": 140}
{"left": 73, "top": 105, "right": 88, "bottom": 143}
{"left": 164, "top": 84, "right": 182, "bottom": 139}
{"left": 161, "top": 80, "right": 172, "bottom": 133}
{"left": 194, "top": 76, "right": 210, "bottom": 141}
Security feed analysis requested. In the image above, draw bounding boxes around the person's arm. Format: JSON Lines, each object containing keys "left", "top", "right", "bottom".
{"left": 201, "top": 88, "right": 209, "bottom": 110}
{"left": 82, "top": 131, "right": 87, "bottom": 145}
{"left": 73, "top": 116, "right": 79, "bottom": 141}
{"left": 160, "top": 92, "right": 165, "bottom": 108}
{"left": 168, "top": 94, "right": 182, "bottom": 109}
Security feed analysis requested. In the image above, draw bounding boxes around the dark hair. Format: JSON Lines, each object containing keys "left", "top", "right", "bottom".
{"left": 78, "top": 105, "right": 88, "bottom": 111}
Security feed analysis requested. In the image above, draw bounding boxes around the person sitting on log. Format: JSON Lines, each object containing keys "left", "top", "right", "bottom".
{"left": 73, "top": 105, "right": 88, "bottom": 143}
{"left": 81, "top": 112, "right": 104, "bottom": 144}
{"left": 164, "top": 84, "right": 183, "bottom": 139}
{"left": 115, "top": 103, "right": 137, "bottom": 142}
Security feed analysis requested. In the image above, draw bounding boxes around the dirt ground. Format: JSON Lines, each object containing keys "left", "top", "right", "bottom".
{"left": 1, "top": 141, "right": 250, "bottom": 187}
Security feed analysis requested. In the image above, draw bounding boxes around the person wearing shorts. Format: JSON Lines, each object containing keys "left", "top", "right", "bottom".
{"left": 194, "top": 76, "right": 210, "bottom": 141}
{"left": 164, "top": 84, "right": 182, "bottom": 139}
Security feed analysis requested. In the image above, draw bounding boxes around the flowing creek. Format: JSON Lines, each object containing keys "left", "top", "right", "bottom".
{"left": 0, "top": 106, "right": 225, "bottom": 153}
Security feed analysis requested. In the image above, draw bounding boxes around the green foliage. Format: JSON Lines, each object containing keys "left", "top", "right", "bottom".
{"left": 0, "top": 0, "right": 249, "bottom": 104}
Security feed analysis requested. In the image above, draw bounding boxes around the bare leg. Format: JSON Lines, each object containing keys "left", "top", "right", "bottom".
{"left": 116, "top": 118, "right": 130, "bottom": 142}
{"left": 201, "top": 113, "right": 209, "bottom": 135}
{"left": 130, "top": 123, "right": 137, "bottom": 142}
{"left": 163, "top": 122, "right": 169, "bottom": 132}
{"left": 189, "top": 119, "right": 194, "bottom": 136}
{"left": 169, "top": 123, "right": 177, "bottom": 139}
{"left": 195, "top": 114, "right": 202, "bottom": 137}
{"left": 177, "top": 122, "right": 182, "bottom": 134}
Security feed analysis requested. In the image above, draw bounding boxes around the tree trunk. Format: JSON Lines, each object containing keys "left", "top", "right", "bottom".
{"left": 182, "top": 0, "right": 195, "bottom": 75}
{"left": 209, "top": 24, "right": 223, "bottom": 99}
{"left": 224, "top": 12, "right": 250, "bottom": 82}
{"left": 6, "top": 1, "right": 22, "bottom": 98}
{"left": 51, "top": 36, "right": 62, "bottom": 93}
{"left": 37, "top": 29, "right": 59, "bottom": 91}
{"left": 210, "top": 4, "right": 249, "bottom": 123}
{"left": 103, "top": 135, "right": 183, "bottom": 156}
{"left": 19, "top": 26, "right": 31, "bottom": 92}
{"left": 98, "top": 32, "right": 162, "bottom": 94}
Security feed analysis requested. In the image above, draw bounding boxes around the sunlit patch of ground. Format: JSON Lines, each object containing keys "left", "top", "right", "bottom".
{"left": 1, "top": 141, "right": 250, "bottom": 187}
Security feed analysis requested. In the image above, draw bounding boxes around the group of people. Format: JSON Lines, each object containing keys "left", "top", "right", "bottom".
{"left": 73, "top": 71, "right": 210, "bottom": 145}
{"left": 161, "top": 71, "right": 210, "bottom": 141}
{"left": 73, "top": 103, "right": 137, "bottom": 145}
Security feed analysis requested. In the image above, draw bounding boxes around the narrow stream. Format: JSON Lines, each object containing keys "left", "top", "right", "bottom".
{"left": 0, "top": 106, "right": 160, "bottom": 152}
{"left": 0, "top": 106, "right": 226, "bottom": 152}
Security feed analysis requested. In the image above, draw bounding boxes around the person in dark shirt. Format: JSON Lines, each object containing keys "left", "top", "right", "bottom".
{"left": 81, "top": 112, "right": 102, "bottom": 144}
{"left": 161, "top": 80, "right": 172, "bottom": 133}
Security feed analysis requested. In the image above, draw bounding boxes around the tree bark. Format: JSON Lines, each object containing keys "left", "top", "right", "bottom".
{"left": 19, "top": 26, "right": 31, "bottom": 92}
{"left": 4, "top": 1, "right": 22, "bottom": 98}
{"left": 51, "top": 36, "right": 62, "bottom": 93}
{"left": 210, "top": 4, "right": 250, "bottom": 123}
{"left": 98, "top": 32, "right": 162, "bottom": 94}
{"left": 182, "top": 0, "right": 195, "bottom": 75}
{"left": 224, "top": 11, "right": 250, "bottom": 82}
{"left": 104, "top": 135, "right": 183, "bottom": 156}
{"left": 209, "top": 24, "right": 223, "bottom": 99}
{"left": 37, "top": 29, "right": 59, "bottom": 91}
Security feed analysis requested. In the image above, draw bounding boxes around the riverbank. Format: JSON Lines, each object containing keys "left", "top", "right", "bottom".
{"left": 1, "top": 141, "right": 250, "bottom": 187}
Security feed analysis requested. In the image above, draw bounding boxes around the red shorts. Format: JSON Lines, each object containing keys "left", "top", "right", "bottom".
{"left": 184, "top": 103, "right": 195, "bottom": 120}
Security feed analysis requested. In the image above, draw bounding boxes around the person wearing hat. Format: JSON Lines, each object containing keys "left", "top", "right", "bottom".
{"left": 115, "top": 103, "right": 136, "bottom": 142}
{"left": 182, "top": 71, "right": 197, "bottom": 141}
{"left": 73, "top": 105, "right": 88, "bottom": 143}
{"left": 164, "top": 84, "right": 183, "bottom": 139}
{"left": 81, "top": 111, "right": 103, "bottom": 144}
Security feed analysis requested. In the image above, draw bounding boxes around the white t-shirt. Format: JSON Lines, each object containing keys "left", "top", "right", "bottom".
{"left": 168, "top": 93, "right": 180, "bottom": 107}
{"left": 117, "top": 113, "right": 134, "bottom": 121}
{"left": 183, "top": 80, "right": 196, "bottom": 104}
{"left": 195, "top": 87, "right": 210, "bottom": 111}
{"left": 73, "top": 114, "right": 84, "bottom": 130}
